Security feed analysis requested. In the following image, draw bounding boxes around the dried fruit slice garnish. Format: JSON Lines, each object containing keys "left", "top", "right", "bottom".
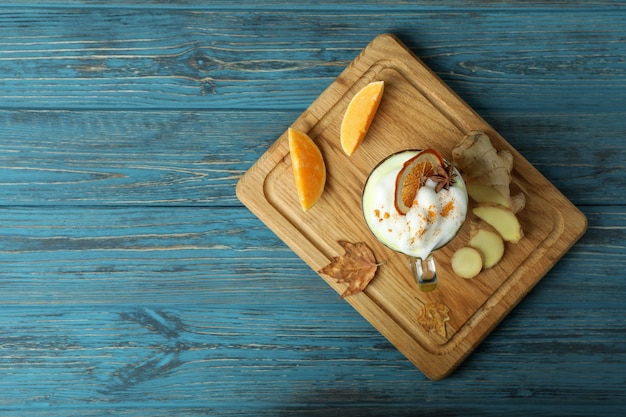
{"left": 394, "top": 149, "right": 444, "bottom": 214}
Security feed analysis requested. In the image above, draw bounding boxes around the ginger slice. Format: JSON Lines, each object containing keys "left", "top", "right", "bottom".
{"left": 468, "top": 223, "right": 505, "bottom": 268}
{"left": 472, "top": 203, "right": 524, "bottom": 243}
{"left": 451, "top": 247, "right": 483, "bottom": 279}
{"left": 466, "top": 183, "right": 511, "bottom": 208}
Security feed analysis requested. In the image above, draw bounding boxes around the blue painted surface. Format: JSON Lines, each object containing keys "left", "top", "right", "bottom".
{"left": 0, "top": 2, "right": 625, "bottom": 415}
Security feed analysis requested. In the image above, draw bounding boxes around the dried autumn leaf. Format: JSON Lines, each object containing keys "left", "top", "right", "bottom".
{"left": 318, "top": 240, "right": 378, "bottom": 298}
{"left": 417, "top": 302, "right": 451, "bottom": 338}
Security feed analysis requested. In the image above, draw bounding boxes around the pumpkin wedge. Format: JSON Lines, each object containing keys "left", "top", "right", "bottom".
{"left": 288, "top": 127, "right": 326, "bottom": 211}
{"left": 340, "top": 80, "right": 384, "bottom": 156}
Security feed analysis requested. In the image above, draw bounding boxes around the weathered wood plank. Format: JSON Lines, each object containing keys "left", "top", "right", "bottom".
{"left": 0, "top": 109, "right": 292, "bottom": 205}
{"left": 4, "top": 1, "right": 625, "bottom": 8}
{"left": 0, "top": 305, "right": 622, "bottom": 416}
{"left": 0, "top": 109, "right": 624, "bottom": 206}
{"left": 0, "top": 8, "right": 624, "bottom": 114}
{"left": 0, "top": 207, "right": 321, "bottom": 305}
{"left": 0, "top": 205, "right": 621, "bottom": 302}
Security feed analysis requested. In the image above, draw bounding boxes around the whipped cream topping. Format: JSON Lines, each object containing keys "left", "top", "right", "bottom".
{"left": 362, "top": 151, "right": 468, "bottom": 260}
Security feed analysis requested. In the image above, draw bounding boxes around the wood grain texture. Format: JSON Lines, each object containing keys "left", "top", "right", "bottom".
{"left": 0, "top": 1, "right": 625, "bottom": 415}
{"left": 0, "top": 7, "right": 624, "bottom": 113}
{"left": 0, "top": 109, "right": 292, "bottom": 205}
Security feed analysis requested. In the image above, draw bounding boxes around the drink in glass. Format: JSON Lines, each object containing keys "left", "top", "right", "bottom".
{"left": 362, "top": 150, "right": 468, "bottom": 291}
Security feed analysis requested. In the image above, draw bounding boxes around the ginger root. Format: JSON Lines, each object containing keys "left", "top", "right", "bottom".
{"left": 452, "top": 130, "right": 525, "bottom": 213}
{"left": 451, "top": 247, "right": 483, "bottom": 279}
{"left": 448, "top": 130, "right": 527, "bottom": 279}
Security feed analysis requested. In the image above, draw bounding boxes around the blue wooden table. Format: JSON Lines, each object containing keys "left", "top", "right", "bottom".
{"left": 1, "top": 2, "right": 624, "bottom": 415}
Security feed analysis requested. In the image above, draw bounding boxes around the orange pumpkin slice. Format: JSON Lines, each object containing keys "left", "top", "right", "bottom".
{"left": 340, "top": 80, "right": 384, "bottom": 156}
{"left": 394, "top": 149, "right": 445, "bottom": 215}
{"left": 288, "top": 127, "right": 326, "bottom": 211}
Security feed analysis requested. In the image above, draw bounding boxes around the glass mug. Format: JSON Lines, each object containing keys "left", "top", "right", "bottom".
{"left": 362, "top": 150, "right": 468, "bottom": 292}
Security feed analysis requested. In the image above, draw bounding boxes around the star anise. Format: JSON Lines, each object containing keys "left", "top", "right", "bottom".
{"left": 430, "top": 163, "right": 457, "bottom": 193}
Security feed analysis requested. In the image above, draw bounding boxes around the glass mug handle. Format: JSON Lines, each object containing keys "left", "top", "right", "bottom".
{"left": 409, "top": 254, "right": 437, "bottom": 292}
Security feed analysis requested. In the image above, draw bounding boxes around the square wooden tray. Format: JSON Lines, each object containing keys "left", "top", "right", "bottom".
{"left": 236, "top": 33, "right": 587, "bottom": 380}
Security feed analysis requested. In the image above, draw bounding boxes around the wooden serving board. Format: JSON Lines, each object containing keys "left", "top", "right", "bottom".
{"left": 236, "top": 33, "right": 587, "bottom": 380}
